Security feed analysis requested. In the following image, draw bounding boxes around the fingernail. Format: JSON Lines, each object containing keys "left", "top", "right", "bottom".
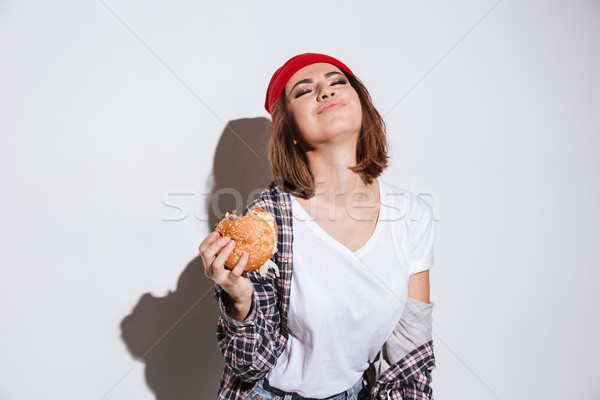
{"left": 227, "top": 240, "right": 235, "bottom": 248}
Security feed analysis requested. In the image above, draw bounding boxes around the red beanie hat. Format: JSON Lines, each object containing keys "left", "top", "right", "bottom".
{"left": 264, "top": 53, "right": 354, "bottom": 114}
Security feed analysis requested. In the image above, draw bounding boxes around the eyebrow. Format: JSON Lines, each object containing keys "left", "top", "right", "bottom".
{"left": 289, "top": 71, "right": 344, "bottom": 93}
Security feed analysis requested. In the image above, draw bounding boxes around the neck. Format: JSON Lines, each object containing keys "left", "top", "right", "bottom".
{"left": 304, "top": 144, "right": 370, "bottom": 202}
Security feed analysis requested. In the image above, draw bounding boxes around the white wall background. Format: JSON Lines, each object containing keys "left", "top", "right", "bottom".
{"left": 1, "top": 0, "right": 599, "bottom": 399}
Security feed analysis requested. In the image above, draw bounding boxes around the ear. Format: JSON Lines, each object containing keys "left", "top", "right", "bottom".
{"left": 293, "top": 138, "right": 298, "bottom": 145}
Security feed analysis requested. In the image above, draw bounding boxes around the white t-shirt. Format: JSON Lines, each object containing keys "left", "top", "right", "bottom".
{"left": 266, "top": 179, "right": 435, "bottom": 397}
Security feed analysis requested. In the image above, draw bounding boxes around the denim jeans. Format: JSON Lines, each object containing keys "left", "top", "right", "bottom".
{"left": 244, "top": 376, "right": 367, "bottom": 400}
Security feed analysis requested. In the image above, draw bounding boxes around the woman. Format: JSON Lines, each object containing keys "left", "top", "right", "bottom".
{"left": 199, "top": 53, "right": 436, "bottom": 400}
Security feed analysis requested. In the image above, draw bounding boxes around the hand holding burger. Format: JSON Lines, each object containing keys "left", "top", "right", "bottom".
{"left": 198, "top": 206, "right": 278, "bottom": 321}
{"left": 199, "top": 230, "right": 253, "bottom": 317}
{"left": 212, "top": 206, "right": 279, "bottom": 277}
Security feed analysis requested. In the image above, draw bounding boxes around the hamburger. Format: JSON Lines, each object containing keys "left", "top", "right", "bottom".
{"left": 213, "top": 206, "right": 279, "bottom": 277}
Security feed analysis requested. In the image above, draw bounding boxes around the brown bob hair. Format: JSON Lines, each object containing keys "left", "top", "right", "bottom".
{"left": 268, "top": 69, "right": 390, "bottom": 199}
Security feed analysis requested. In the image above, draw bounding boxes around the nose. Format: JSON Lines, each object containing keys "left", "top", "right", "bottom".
{"left": 317, "top": 84, "right": 335, "bottom": 101}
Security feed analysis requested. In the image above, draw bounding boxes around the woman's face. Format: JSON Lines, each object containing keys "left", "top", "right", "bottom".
{"left": 284, "top": 63, "right": 362, "bottom": 148}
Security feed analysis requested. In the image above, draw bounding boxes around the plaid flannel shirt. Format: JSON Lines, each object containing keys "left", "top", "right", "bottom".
{"left": 213, "top": 180, "right": 435, "bottom": 400}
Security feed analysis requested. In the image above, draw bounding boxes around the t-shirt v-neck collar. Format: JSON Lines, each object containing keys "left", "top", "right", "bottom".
{"left": 290, "top": 179, "right": 385, "bottom": 257}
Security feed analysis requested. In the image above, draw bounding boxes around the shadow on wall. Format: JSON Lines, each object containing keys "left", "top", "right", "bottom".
{"left": 120, "top": 117, "right": 273, "bottom": 399}
{"left": 206, "top": 117, "right": 273, "bottom": 229}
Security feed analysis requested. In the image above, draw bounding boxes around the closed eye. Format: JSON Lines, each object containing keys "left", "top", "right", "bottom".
{"left": 293, "top": 78, "right": 347, "bottom": 98}
{"left": 294, "top": 89, "right": 311, "bottom": 98}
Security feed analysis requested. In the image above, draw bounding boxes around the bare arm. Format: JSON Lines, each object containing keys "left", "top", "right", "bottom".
{"left": 407, "top": 270, "right": 430, "bottom": 304}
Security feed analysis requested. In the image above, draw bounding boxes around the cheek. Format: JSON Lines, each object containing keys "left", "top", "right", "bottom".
{"left": 344, "top": 89, "right": 362, "bottom": 115}
{"left": 290, "top": 103, "right": 314, "bottom": 132}
{"left": 348, "top": 97, "right": 363, "bottom": 127}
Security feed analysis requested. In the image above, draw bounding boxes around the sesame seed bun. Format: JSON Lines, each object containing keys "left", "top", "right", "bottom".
{"left": 213, "top": 206, "right": 278, "bottom": 272}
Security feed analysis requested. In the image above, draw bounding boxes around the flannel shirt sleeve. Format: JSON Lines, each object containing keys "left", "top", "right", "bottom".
{"left": 213, "top": 199, "right": 282, "bottom": 383}
{"left": 368, "top": 298, "right": 436, "bottom": 399}
{"left": 370, "top": 340, "right": 435, "bottom": 400}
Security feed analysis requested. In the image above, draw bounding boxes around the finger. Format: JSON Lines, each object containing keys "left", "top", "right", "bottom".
{"left": 202, "top": 235, "right": 231, "bottom": 278}
{"left": 229, "top": 252, "right": 249, "bottom": 279}
{"left": 212, "top": 239, "right": 236, "bottom": 275}
{"left": 203, "top": 235, "right": 232, "bottom": 263}
{"left": 199, "top": 231, "right": 221, "bottom": 254}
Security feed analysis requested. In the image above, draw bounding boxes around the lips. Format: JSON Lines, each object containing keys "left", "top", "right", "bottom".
{"left": 318, "top": 100, "right": 344, "bottom": 114}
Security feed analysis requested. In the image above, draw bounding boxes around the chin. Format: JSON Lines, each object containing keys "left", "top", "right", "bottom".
{"left": 297, "top": 113, "right": 362, "bottom": 144}
{"left": 326, "top": 116, "right": 361, "bottom": 136}
{"left": 315, "top": 124, "right": 361, "bottom": 145}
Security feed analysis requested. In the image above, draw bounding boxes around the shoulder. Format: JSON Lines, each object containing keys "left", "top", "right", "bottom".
{"left": 241, "top": 180, "right": 292, "bottom": 216}
{"left": 242, "top": 181, "right": 283, "bottom": 215}
{"left": 379, "top": 179, "right": 431, "bottom": 219}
